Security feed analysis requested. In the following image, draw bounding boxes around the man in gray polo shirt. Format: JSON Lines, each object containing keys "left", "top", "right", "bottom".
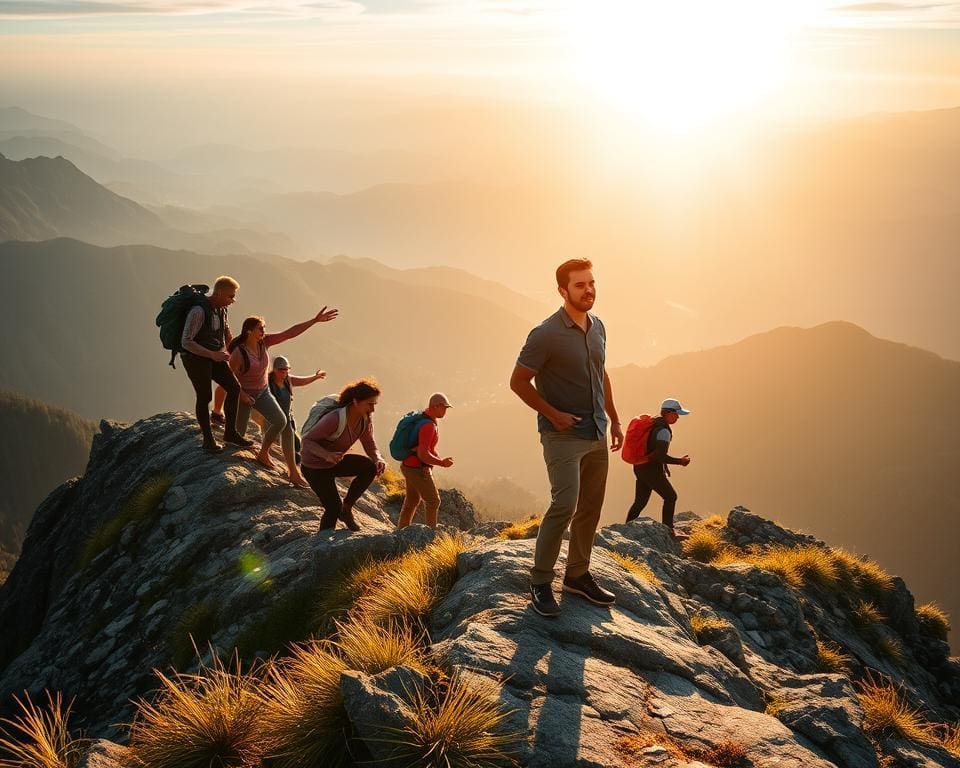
{"left": 510, "top": 258, "right": 623, "bottom": 617}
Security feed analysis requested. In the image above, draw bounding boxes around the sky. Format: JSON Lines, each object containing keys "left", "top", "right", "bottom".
{"left": 2, "top": 0, "right": 960, "bottom": 153}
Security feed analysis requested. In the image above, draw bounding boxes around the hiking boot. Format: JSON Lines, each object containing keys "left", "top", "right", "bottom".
{"left": 340, "top": 510, "right": 361, "bottom": 532}
{"left": 530, "top": 582, "right": 561, "bottom": 617}
{"left": 562, "top": 571, "right": 615, "bottom": 606}
{"left": 202, "top": 438, "right": 223, "bottom": 453}
{"left": 210, "top": 412, "right": 225, "bottom": 426}
{"left": 223, "top": 432, "right": 254, "bottom": 448}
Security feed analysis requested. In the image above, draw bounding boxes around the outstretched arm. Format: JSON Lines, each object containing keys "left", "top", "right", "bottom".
{"left": 264, "top": 306, "right": 339, "bottom": 347}
{"left": 290, "top": 369, "right": 326, "bottom": 387}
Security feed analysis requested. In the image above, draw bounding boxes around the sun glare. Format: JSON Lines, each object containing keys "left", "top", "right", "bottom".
{"left": 565, "top": 0, "right": 804, "bottom": 134}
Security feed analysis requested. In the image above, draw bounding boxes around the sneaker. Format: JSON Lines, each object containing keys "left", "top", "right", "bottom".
{"left": 202, "top": 439, "right": 223, "bottom": 453}
{"left": 530, "top": 582, "right": 561, "bottom": 617}
{"left": 223, "top": 432, "right": 254, "bottom": 448}
{"left": 562, "top": 571, "right": 615, "bottom": 606}
{"left": 210, "top": 412, "right": 225, "bottom": 426}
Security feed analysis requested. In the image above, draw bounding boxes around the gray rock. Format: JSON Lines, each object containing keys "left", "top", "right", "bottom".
{"left": 78, "top": 739, "right": 132, "bottom": 768}
{"left": 163, "top": 485, "right": 187, "bottom": 512}
{"left": 340, "top": 669, "right": 419, "bottom": 764}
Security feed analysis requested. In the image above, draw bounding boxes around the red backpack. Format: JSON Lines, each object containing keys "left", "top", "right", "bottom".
{"left": 621, "top": 415, "right": 660, "bottom": 465}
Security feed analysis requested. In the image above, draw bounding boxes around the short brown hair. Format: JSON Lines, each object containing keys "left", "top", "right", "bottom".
{"left": 556, "top": 259, "right": 593, "bottom": 289}
{"left": 213, "top": 275, "right": 239, "bottom": 292}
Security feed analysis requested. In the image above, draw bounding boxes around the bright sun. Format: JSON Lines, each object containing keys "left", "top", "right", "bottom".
{"left": 565, "top": 0, "right": 804, "bottom": 133}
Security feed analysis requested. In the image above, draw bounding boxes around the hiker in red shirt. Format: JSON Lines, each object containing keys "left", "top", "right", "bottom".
{"left": 625, "top": 398, "right": 692, "bottom": 537}
{"left": 397, "top": 393, "right": 455, "bottom": 529}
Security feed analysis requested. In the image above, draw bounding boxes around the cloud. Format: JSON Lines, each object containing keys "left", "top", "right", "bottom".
{"left": 0, "top": 0, "right": 361, "bottom": 17}
{"left": 828, "top": 0, "right": 960, "bottom": 26}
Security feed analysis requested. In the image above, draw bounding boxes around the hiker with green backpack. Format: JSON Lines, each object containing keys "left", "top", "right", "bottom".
{"left": 623, "top": 398, "right": 692, "bottom": 537}
{"left": 300, "top": 379, "right": 386, "bottom": 531}
{"left": 392, "top": 393, "right": 455, "bottom": 529}
{"left": 157, "top": 276, "right": 253, "bottom": 453}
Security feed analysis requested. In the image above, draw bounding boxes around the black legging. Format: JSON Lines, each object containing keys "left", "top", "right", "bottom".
{"left": 181, "top": 353, "right": 241, "bottom": 441}
{"left": 626, "top": 463, "right": 677, "bottom": 528}
{"left": 302, "top": 455, "right": 377, "bottom": 529}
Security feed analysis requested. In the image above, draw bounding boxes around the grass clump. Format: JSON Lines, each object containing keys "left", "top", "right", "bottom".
{"left": 858, "top": 675, "right": 938, "bottom": 747}
{"left": 0, "top": 691, "right": 86, "bottom": 768}
{"left": 873, "top": 634, "right": 906, "bottom": 667}
{"left": 381, "top": 672, "right": 521, "bottom": 768}
{"left": 616, "top": 732, "right": 747, "bottom": 766}
{"left": 354, "top": 533, "right": 466, "bottom": 629}
{"left": 78, "top": 474, "right": 174, "bottom": 569}
{"left": 313, "top": 556, "right": 394, "bottom": 633}
{"left": 690, "top": 614, "right": 733, "bottom": 644}
{"left": 941, "top": 723, "right": 960, "bottom": 757}
{"left": 170, "top": 602, "right": 219, "bottom": 669}
{"left": 128, "top": 654, "right": 263, "bottom": 768}
{"left": 852, "top": 599, "right": 886, "bottom": 628}
{"left": 816, "top": 638, "right": 852, "bottom": 675}
{"left": 745, "top": 545, "right": 838, "bottom": 591}
{"left": 830, "top": 548, "right": 895, "bottom": 598}
{"left": 609, "top": 551, "right": 660, "bottom": 585}
{"left": 681, "top": 526, "right": 728, "bottom": 563}
{"left": 916, "top": 603, "right": 951, "bottom": 641}
{"left": 333, "top": 620, "right": 431, "bottom": 677}
{"left": 377, "top": 467, "right": 406, "bottom": 502}
{"left": 498, "top": 516, "right": 541, "bottom": 541}
{"left": 259, "top": 640, "right": 351, "bottom": 768}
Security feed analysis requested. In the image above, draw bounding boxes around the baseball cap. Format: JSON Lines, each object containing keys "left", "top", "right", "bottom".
{"left": 661, "top": 398, "right": 690, "bottom": 415}
{"left": 429, "top": 392, "right": 453, "bottom": 408}
{"left": 273, "top": 356, "right": 291, "bottom": 370}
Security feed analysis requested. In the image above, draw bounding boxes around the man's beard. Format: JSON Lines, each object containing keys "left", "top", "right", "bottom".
{"left": 569, "top": 294, "right": 595, "bottom": 312}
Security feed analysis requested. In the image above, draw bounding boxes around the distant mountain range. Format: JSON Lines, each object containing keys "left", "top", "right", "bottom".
{"left": 0, "top": 238, "right": 541, "bottom": 424}
{"left": 0, "top": 391, "right": 95, "bottom": 578}
{"left": 446, "top": 321, "right": 960, "bottom": 627}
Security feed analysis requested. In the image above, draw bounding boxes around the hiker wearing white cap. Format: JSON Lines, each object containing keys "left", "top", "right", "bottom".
{"left": 265, "top": 356, "right": 326, "bottom": 487}
{"left": 511, "top": 258, "right": 623, "bottom": 618}
{"left": 625, "top": 398, "right": 692, "bottom": 536}
{"left": 394, "top": 393, "right": 455, "bottom": 529}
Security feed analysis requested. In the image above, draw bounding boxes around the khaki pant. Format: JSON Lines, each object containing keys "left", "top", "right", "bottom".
{"left": 399, "top": 464, "right": 441, "bottom": 528}
{"left": 531, "top": 432, "right": 608, "bottom": 585}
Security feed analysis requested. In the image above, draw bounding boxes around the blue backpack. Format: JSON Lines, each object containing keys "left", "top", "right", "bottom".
{"left": 389, "top": 412, "right": 432, "bottom": 462}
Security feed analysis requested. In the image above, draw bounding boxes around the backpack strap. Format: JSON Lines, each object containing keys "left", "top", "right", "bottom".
{"left": 329, "top": 407, "right": 349, "bottom": 441}
{"left": 646, "top": 416, "right": 672, "bottom": 454}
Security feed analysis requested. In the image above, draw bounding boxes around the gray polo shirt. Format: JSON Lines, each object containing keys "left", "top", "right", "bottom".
{"left": 517, "top": 307, "right": 608, "bottom": 440}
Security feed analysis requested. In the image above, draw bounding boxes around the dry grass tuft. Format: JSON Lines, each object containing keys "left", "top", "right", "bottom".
{"left": 616, "top": 731, "right": 747, "bottom": 766}
{"left": 259, "top": 640, "right": 350, "bottom": 768}
{"left": 127, "top": 654, "right": 264, "bottom": 768}
{"left": 354, "top": 533, "right": 466, "bottom": 629}
{"left": 690, "top": 614, "right": 733, "bottom": 644}
{"left": 333, "top": 620, "right": 431, "bottom": 677}
{"left": 873, "top": 634, "right": 906, "bottom": 667}
{"left": 816, "top": 638, "right": 853, "bottom": 675}
{"left": 377, "top": 467, "right": 406, "bottom": 502}
{"left": 78, "top": 474, "right": 174, "bottom": 568}
{"left": 916, "top": 603, "right": 951, "bottom": 642}
{"left": 0, "top": 691, "right": 85, "bottom": 768}
{"left": 313, "top": 555, "right": 394, "bottom": 632}
{"left": 381, "top": 672, "right": 521, "bottom": 768}
{"left": 498, "top": 516, "right": 541, "bottom": 541}
{"left": 940, "top": 722, "right": 960, "bottom": 757}
{"left": 745, "top": 545, "right": 838, "bottom": 591}
{"left": 681, "top": 526, "right": 728, "bottom": 563}
{"left": 858, "top": 675, "right": 938, "bottom": 747}
{"left": 765, "top": 696, "right": 788, "bottom": 718}
{"left": 852, "top": 599, "right": 886, "bottom": 628}
{"left": 608, "top": 551, "right": 660, "bottom": 585}
{"left": 701, "top": 514, "right": 727, "bottom": 528}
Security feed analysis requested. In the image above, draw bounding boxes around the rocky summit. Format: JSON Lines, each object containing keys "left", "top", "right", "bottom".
{"left": 0, "top": 413, "right": 958, "bottom": 767}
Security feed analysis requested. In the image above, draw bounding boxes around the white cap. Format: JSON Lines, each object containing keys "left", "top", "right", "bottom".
{"left": 661, "top": 398, "right": 690, "bottom": 415}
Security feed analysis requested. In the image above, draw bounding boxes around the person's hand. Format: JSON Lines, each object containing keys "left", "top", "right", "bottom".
{"left": 681, "top": 455, "right": 691, "bottom": 466}
{"left": 548, "top": 411, "right": 581, "bottom": 431}
{"left": 315, "top": 369, "right": 326, "bottom": 380}
{"left": 440, "top": 457, "right": 454, "bottom": 468}
{"left": 610, "top": 421, "right": 624, "bottom": 452}
{"left": 215, "top": 350, "right": 231, "bottom": 363}
{"left": 313, "top": 306, "right": 339, "bottom": 323}
{"left": 240, "top": 392, "right": 255, "bottom": 406}
{"left": 375, "top": 460, "right": 386, "bottom": 476}
{"left": 326, "top": 450, "right": 345, "bottom": 464}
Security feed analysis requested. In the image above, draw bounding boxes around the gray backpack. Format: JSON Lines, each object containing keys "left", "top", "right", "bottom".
{"left": 301, "top": 395, "right": 348, "bottom": 440}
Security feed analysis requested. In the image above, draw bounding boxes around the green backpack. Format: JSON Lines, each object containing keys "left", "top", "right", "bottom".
{"left": 389, "top": 412, "right": 432, "bottom": 461}
{"left": 156, "top": 284, "right": 209, "bottom": 369}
